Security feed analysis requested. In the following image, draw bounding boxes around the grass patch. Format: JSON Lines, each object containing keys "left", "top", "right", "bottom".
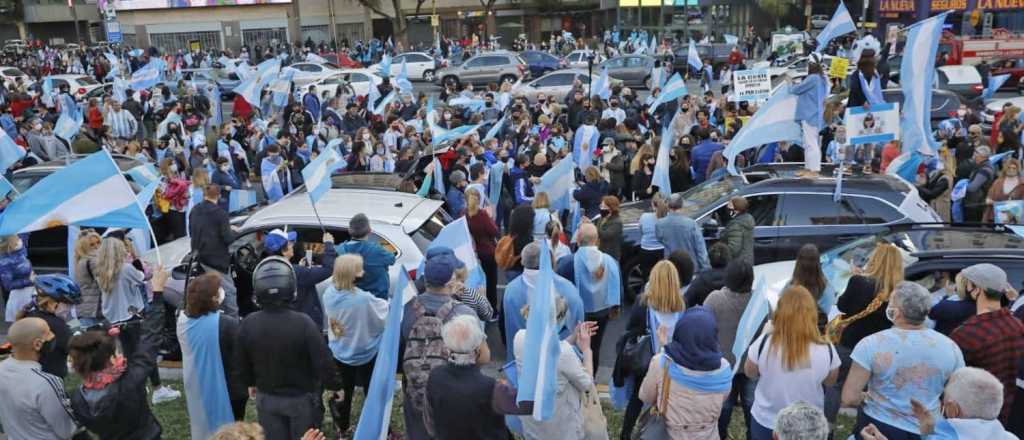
{"left": 65, "top": 376, "right": 855, "bottom": 439}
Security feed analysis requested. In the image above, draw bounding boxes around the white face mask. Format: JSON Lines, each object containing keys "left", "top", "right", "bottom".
{"left": 885, "top": 306, "right": 896, "bottom": 323}
{"left": 170, "top": 164, "right": 178, "bottom": 173}
{"left": 363, "top": 134, "right": 371, "bottom": 142}
{"left": 216, "top": 288, "right": 225, "bottom": 305}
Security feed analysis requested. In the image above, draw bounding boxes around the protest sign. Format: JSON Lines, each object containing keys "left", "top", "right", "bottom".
{"left": 829, "top": 57, "right": 849, "bottom": 79}
{"left": 844, "top": 102, "right": 899, "bottom": 145}
{"left": 731, "top": 69, "right": 772, "bottom": 102}
{"left": 995, "top": 201, "right": 1024, "bottom": 224}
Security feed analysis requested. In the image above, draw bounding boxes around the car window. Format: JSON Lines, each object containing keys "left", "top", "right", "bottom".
{"left": 576, "top": 74, "right": 592, "bottom": 84}
{"left": 780, "top": 194, "right": 841, "bottom": 226}
{"left": 841, "top": 196, "right": 903, "bottom": 224}
{"left": 605, "top": 58, "right": 624, "bottom": 68}
{"left": 392, "top": 55, "right": 405, "bottom": 64}
{"left": 626, "top": 57, "right": 647, "bottom": 67}
{"left": 409, "top": 53, "right": 431, "bottom": 62}
{"left": 3, "top": 68, "right": 24, "bottom": 76}
{"left": 464, "top": 57, "right": 486, "bottom": 68}
{"left": 410, "top": 210, "right": 447, "bottom": 252}
{"left": 350, "top": 73, "right": 369, "bottom": 83}
{"left": 938, "top": 66, "right": 981, "bottom": 85}
{"left": 53, "top": 79, "right": 69, "bottom": 89}
{"left": 567, "top": 53, "right": 582, "bottom": 62}
{"left": 522, "top": 52, "right": 539, "bottom": 62}
{"left": 535, "top": 73, "right": 573, "bottom": 87}
{"left": 322, "top": 76, "right": 344, "bottom": 85}
{"left": 746, "top": 194, "right": 780, "bottom": 226}
{"left": 76, "top": 76, "right": 99, "bottom": 85}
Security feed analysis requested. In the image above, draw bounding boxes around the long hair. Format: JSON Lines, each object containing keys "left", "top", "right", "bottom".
{"left": 191, "top": 167, "right": 210, "bottom": 189}
{"left": 630, "top": 144, "right": 654, "bottom": 174}
{"left": 863, "top": 242, "right": 904, "bottom": 302}
{"left": 532, "top": 192, "right": 550, "bottom": 210}
{"left": 332, "top": 254, "right": 364, "bottom": 291}
{"left": 791, "top": 244, "right": 827, "bottom": 300}
{"left": 73, "top": 230, "right": 101, "bottom": 267}
{"left": 94, "top": 237, "right": 128, "bottom": 296}
{"left": 0, "top": 234, "right": 21, "bottom": 255}
{"left": 466, "top": 187, "right": 482, "bottom": 217}
{"left": 643, "top": 260, "right": 684, "bottom": 313}
{"left": 771, "top": 285, "right": 826, "bottom": 371}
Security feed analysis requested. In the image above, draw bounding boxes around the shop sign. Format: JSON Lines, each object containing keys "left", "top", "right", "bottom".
{"left": 878, "top": 0, "right": 915, "bottom": 12}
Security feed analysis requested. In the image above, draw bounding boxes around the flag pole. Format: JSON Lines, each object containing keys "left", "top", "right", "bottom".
{"left": 309, "top": 196, "right": 328, "bottom": 235}
{"left": 100, "top": 149, "right": 163, "bottom": 269}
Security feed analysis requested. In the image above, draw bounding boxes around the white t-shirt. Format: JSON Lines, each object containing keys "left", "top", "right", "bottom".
{"left": 747, "top": 333, "right": 840, "bottom": 429}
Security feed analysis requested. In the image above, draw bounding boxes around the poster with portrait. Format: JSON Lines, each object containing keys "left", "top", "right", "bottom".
{"left": 844, "top": 102, "right": 900, "bottom": 146}
{"left": 994, "top": 201, "right": 1024, "bottom": 225}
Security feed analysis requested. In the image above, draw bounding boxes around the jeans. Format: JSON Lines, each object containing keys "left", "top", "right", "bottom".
{"left": 750, "top": 417, "right": 773, "bottom": 440}
{"left": 255, "top": 391, "right": 323, "bottom": 440}
{"left": 852, "top": 410, "right": 921, "bottom": 440}
{"left": 719, "top": 373, "right": 757, "bottom": 440}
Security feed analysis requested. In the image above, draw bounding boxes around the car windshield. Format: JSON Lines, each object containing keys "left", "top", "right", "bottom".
{"left": 678, "top": 175, "right": 742, "bottom": 218}
{"left": 410, "top": 209, "right": 447, "bottom": 252}
{"left": 76, "top": 76, "right": 99, "bottom": 85}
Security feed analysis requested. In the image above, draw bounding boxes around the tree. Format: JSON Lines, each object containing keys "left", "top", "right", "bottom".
{"left": 478, "top": 0, "right": 498, "bottom": 38}
{"left": 358, "top": 0, "right": 409, "bottom": 47}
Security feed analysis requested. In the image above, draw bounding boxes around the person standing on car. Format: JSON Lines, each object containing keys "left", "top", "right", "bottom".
{"left": 188, "top": 183, "right": 239, "bottom": 316}
{"left": 336, "top": 213, "right": 396, "bottom": 300}
{"left": 847, "top": 49, "right": 885, "bottom": 110}
{"left": 790, "top": 53, "right": 829, "bottom": 178}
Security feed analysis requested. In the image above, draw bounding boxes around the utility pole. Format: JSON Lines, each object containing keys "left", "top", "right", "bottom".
{"left": 68, "top": 0, "right": 81, "bottom": 45}
{"left": 328, "top": 0, "right": 338, "bottom": 48}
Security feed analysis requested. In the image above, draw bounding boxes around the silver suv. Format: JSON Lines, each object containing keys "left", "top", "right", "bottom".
{"left": 434, "top": 51, "right": 529, "bottom": 88}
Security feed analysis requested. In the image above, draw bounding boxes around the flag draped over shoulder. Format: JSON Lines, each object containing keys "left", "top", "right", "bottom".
{"left": 517, "top": 242, "right": 561, "bottom": 421}
{"left": 177, "top": 313, "right": 234, "bottom": 440}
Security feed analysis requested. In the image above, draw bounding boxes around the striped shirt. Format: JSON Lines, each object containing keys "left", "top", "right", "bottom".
{"left": 105, "top": 109, "right": 138, "bottom": 139}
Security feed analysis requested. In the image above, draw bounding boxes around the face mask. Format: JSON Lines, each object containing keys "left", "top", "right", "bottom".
{"left": 216, "top": 288, "right": 225, "bottom": 305}
{"left": 486, "top": 102, "right": 493, "bottom": 107}
{"left": 170, "top": 164, "right": 178, "bottom": 173}
{"left": 289, "top": 126, "right": 297, "bottom": 135}
{"left": 884, "top": 306, "right": 897, "bottom": 323}
{"left": 600, "top": 208, "right": 610, "bottom": 217}
{"left": 39, "top": 338, "right": 55, "bottom": 354}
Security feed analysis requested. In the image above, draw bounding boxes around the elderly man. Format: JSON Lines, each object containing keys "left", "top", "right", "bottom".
{"left": 425, "top": 315, "right": 531, "bottom": 439}
{"left": 842, "top": 281, "right": 965, "bottom": 440}
{"left": 861, "top": 367, "right": 1018, "bottom": 440}
{"left": 573, "top": 222, "right": 621, "bottom": 369}
{"left": 656, "top": 193, "right": 711, "bottom": 271}
{"left": 773, "top": 402, "right": 829, "bottom": 440}
{"left": 0, "top": 318, "right": 79, "bottom": 439}
{"left": 963, "top": 146, "right": 995, "bottom": 222}
{"left": 501, "top": 242, "right": 585, "bottom": 361}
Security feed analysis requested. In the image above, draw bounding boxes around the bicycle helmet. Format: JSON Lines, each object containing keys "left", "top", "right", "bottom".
{"left": 34, "top": 274, "right": 82, "bottom": 305}
{"left": 252, "top": 255, "right": 296, "bottom": 307}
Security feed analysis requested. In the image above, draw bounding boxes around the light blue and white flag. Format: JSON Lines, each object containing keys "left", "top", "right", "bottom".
{"left": 270, "top": 68, "right": 295, "bottom": 108}
{"left": 126, "top": 163, "right": 160, "bottom": 188}
{"left": 432, "top": 156, "right": 446, "bottom": 195}
{"left": 103, "top": 52, "right": 121, "bottom": 81}
{"left": 366, "top": 78, "right": 381, "bottom": 103}
{"left": 130, "top": 58, "right": 165, "bottom": 91}
{"left": 233, "top": 58, "right": 281, "bottom": 107}
{"left": 129, "top": 48, "right": 144, "bottom": 58}
{"left": 991, "top": 150, "right": 1014, "bottom": 167}
{"left": 301, "top": 146, "right": 347, "bottom": 205}
{"left": 378, "top": 53, "right": 392, "bottom": 78}
{"left": 731, "top": 276, "right": 768, "bottom": 375}
{"left": 0, "top": 151, "right": 148, "bottom": 235}
{"left": 40, "top": 77, "right": 55, "bottom": 107}
{"left": 725, "top": 86, "right": 802, "bottom": 175}
{"left": 648, "top": 34, "right": 658, "bottom": 55}
{"left": 112, "top": 77, "right": 129, "bottom": 103}
{"left": 535, "top": 157, "right": 575, "bottom": 212}
{"left": 488, "top": 161, "right": 505, "bottom": 206}
{"left": 724, "top": 34, "right": 739, "bottom": 45}
{"left": 982, "top": 74, "right": 1011, "bottom": 101}
{"left": 688, "top": 40, "right": 702, "bottom": 72}
{"left": 54, "top": 94, "right": 83, "bottom": 143}
{"left": 886, "top": 150, "right": 924, "bottom": 183}
{"left": 204, "top": 84, "right": 223, "bottom": 126}
{"left": 178, "top": 312, "right": 234, "bottom": 440}
{"left": 516, "top": 242, "right": 560, "bottom": 421}
{"left": 432, "top": 123, "right": 481, "bottom": 146}
{"left": 591, "top": 66, "right": 611, "bottom": 100}
{"left": 0, "top": 175, "right": 15, "bottom": 200}
{"left": 484, "top": 113, "right": 507, "bottom": 142}
{"left": 428, "top": 216, "right": 486, "bottom": 289}
{"left": 353, "top": 266, "right": 409, "bottom": 440}
{"left": 234, "top": 61, "right": 252, "bottom": 81}
{"left": 156, "top": 111, "right": 182, "bottom": 140}
{"left": 228, "top": 190, "right": 258, "bottom": 213}
{"left": 573, "top": 123, "right": 599, "bottom": 171}
{"left": 0, "top": 127, "right": 26, "bottom": 172}
{"left": 652, "top": 117, "right": 677, "bottom": 197}
{"left": 648, "top": 73, "right": 687, "bottom": 110}
{"left": 448, "top": 96, "right": 486, "bottom": 113}
{"left": 261, "top": 159, "right": 286, "bottom": 204}
{"left": 183, "top": 53, "right": 193, "bottom": 67}
{"left": 395, "top": 60, "right": 413, "bottom": 96}
{"left": 901, "top": 12, "right": 950, "bottom": 155}
{"left": 372, "top": 90, "right": 397, "bottom": 115}
{"left": 815, "top": 0, "right": 857, "bottom": 51}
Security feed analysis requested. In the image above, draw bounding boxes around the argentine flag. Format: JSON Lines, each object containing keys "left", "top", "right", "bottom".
{"left": 377, "top": 53, "right": 392, "bottom": 78}
{"left": 534, "top": 157, "right": 575, "bottom": 212}
{"left": 573, "top": 123, "right": 600, "bottom": 170}
{"left": 885, "top": 151, "right": 925, "bottom": 184}
{"left": 228, "top": 190, "right": 259, "bottom": 213}
{"left": 432, "top": 156, "right": 446, "bottom": 195}
{"left": 649, "top": 72, "right": 687, "bottom": 110}
{"left": 433, "top": 123, "right": 481, "bottom": 146}
{"left": 591, "top": 66, "right": 611, "bottom": 100}
{"left": 815, "top": 0, "right": 857, "bottom": 51}
{"left": 516, "top": 242, "right": 561, "bottom": 421}
{"left": 448, "top": 96, "right": 486, "bottom": 113}
{"left": 724, "top": 34, "right": 739, "bottom": 45}
{"left": 731, "top": 276, "right": 768, "bottom": 375}
{"left": 688, "top": 40, "right": 702, "bottom": 72}
{"left": 54, "top": 94, "right": 83, "bottom": 143}
{"left": 395, "top": 60, "right": 413, "bottom": 96}
{"left": 0, "top": 151, "right": 149, "bottom": 235}
{"left": 233, "top": 58, "right": 281, "bottom": 107}
{"left": 901, "top": 12, "right": 950, "bottom": 155}
{"left": 270, "top": 68, "right": 295, "bottom": 108}
{"left": 484, "top": 113, "right": 507, "bottom": 142}
{"left": 982, "top": 74, "right": 1011, "bottom": 101}
{"left": 103, "top": 52, "right": 121, "bottom": 81}
{"left": 178, "top": 312, "right": 234, "bottom": 439}
{"left": 130, "top": 58, "right": 165, "bottom": 91}
{"left": 724, "top": 85, "right": 802, "bottom": 175}
{"left": 112, "top": 77, "right": 129, "bottom": 103}
{"left": 652, "top": 116, "right": 677, "bottom": 197}
{"left": 126, "top": 163, "right": 160, "bottom": 188}
{"left": 353, "top": 267, "right": 411, "bottom": 440}
{"left": 301, "top": 146, "right": 347, "bottom": 205}
{"left": 428, "top": 217, "right": 486, "bottom": 289}
{"left": 0, "top": 127, "right": 27, "bottom": 172}
{"left": 372, "top": 90, "right": 397, "bottom": 116}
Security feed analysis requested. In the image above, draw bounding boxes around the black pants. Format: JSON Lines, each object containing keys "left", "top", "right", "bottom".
{"left": 119, "top": 319, "right": 162, "bottom": 388}
{"left": 480, "top": 253, "right": 498, "bottom": 314}
{"left": 621, "top": 375, "right": 644, "bottom": 440}
{"left": 256, "top": 391, "right": 322, "bottom": 440}
{"left": 331, "top": 359, "right": 375, "bottom": 433}
{"left": 964, "top": 205, "right": 985, "bottom": 223}
{"left": 586, "top": 308, "right": 612, "bottom": 376}
{"left": 231, "top": 397, "right": 248, "bottom": 421}
{"left": 160, "top": 211, "right": 186, "bottom": 243}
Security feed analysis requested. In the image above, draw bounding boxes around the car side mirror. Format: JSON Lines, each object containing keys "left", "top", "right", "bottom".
{"left": 702, "top": 217, "right": 720, "bottom": 236}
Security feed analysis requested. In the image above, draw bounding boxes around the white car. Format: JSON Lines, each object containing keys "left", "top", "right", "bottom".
{"left": 564, "top": 50, "right": 605, "bottom": 70}
{"left": 30, "top": 74, "right": 104, "bottom": 99}
{"left": 369, "top": 52, "right": 439, "bottom": 82}
{"left": 309, "top": 69, "right": 383, "bottom": 98}
{"left": 0, "top": 66, "right": 30, "bottom": 89}
{"left": 980, "top": 96, "right": 1024, "bottom": 133}
{"left": 810, "top": 15, "right": 831, "bottom": 29}
{"left": 288, "top": 62, "right": 341, "bottom": 88}
{"left": 511, "top": 69, "right": 617, "bottom": 102}
{"left": 768, "top": 55, "right": 854, "bottom": 81}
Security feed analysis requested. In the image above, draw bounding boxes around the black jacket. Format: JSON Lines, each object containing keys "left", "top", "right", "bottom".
{"left": 685, "top": 267, "right": 727, "bottom": 308}
{"left": 236, "top": 307, "right": 340, "bottom": 396}
{"left": 188, "top": 200, "right": 235, "bottom": 273}
{"left": 572, "top": 180, "right": 608, "bottom": 219}
{"left": 425, "top": 364, "right": 530, "bottom": 440}
{"left": 846, "top": 69, "right": 881, "bottom": 109}
{"left": 22, "top": 308, "right": 71, "bottom": 378}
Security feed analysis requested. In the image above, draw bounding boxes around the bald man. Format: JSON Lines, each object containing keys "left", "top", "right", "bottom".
{"left": 0, "top": 318, "right": 78, "bottom": 439}
{"left": 573, "top": 222, "right": 622, "bottom": 370}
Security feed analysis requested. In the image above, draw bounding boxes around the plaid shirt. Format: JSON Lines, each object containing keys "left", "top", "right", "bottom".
{"left": 950, "top": 308, "right": 1024, "bottom": 423}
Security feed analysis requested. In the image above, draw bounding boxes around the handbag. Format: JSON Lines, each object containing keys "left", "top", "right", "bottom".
{"left": 582, "top": 384, "right": 609, "bottom": 440}
{"left": 632, "top": 358, "right": 671, "bottom": 440}
{"left": 621, "top": 332, "right": 654, "bottom": 376}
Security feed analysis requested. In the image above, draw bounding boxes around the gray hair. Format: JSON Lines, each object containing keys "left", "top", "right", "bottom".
{"left": 441, "top": 315, "right": 485, "bottom": 366}
{"left": 668, "top": 193, "right": 684, "bottom": 210}
{"left": 521, "top": 242, "right": 541, "bottom": 270}
{"left": 891, "top": 281, "right": 931, "bottom": 325}
{"left": 945, "top": 367, "right": 1004, "bottom": 420}
{"left": 774, "top": 401, "right": 829, "bottom": 440}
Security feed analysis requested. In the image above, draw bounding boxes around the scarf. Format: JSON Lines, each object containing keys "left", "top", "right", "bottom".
{"left": 664, "top": 306, "right": 723, "bottom": 371}
{"left": 83, "top": 355, "right": 127, "bottom": 390}
{"left": 661, "top": 355, "right": 733, "bottom": 393}
{"left": 858, "top": 71, "right": 884, "bottom": 106}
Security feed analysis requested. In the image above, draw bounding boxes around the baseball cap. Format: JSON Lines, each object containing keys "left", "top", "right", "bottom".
{"left": 424, "top": 253, "right": 456, "bottom": 287}
{"left": 263, "top": 229, "right": 297, "bottom": 253}
{"left": 961, "top": 263, "right": 1008, "bottom": 294}
{"left": 424, "top": 246, "right": 466, "bottom": 269}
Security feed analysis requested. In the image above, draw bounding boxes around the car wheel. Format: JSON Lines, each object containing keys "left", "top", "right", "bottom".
{"left": 623, "top": 257, "right": 647, "bottom": 304}
{"left": 423, "top": 69, "right": 435, "bottom": 82}
{"left": 500, "top": 74, "right": 518, "bottom": 85}
{"left": 643, "top": 75, "right": 652, "bottom": 90}
{"left": 443, "top": 76, "right": 459, "bottom": 88}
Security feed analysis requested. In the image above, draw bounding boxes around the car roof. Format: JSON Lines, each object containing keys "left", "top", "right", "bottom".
{"left": 329, "top": 172, "right": 405, "bottom": 191}
{"left": 244, "top": 188, "right": 444, "bottom": 234}
{"left": 12, "top": 154, "right": 142, "bottom": 174}
{"left": 739, "top": 163, "right": 911, "bottom": 203}
{"left": 844, "top": 224, "right": 1024, "bottom": 262}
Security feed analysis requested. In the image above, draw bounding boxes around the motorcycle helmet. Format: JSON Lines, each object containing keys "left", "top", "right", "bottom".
{"left": 252, "top": 255, "right": 296, "bottom": 307}
{"left": 34, "top": 274, "right": 82, "bottom": 305}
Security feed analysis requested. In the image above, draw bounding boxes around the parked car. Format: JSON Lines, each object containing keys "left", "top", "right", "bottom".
{"left": 671, "top": 43, "right": 731, "bottom": 74}
{"left": 980, "top": 95, "right": 1024, "bottom": 134}
{"left": 564, "top": 49, "right": 605, "bottom": 70}
{"left": 519, "top": 50, "right": 565, "bottom": 78}
{"left": 319, "top": 52, "right": 363, "bottom": 69}
{"left": 142, "top": 187, "right": 450, "bottom": 311}
{"left": 511, "top": 69, "right": 616, "bottom": 102}
{"left": 287, "top": 61, "right": 341, "bottom": 88}
{"left": 936, "top": 65, "right": 984, "bottom": 102}
{"left": 0, "top": 66, "right": 30, "bottom": 89}
{"left": 990, "top": 58, "right": 1024, "bottom": 91}
{"left": 370, "top": 52, "right": 439, "bottom": 82}
{"left": 28, "top": 74, "right": 103, "bottom": 99}
{"left": 753, "top": 224, "right": 1024, "bottom": 308}
{"left": 309, "top": 69, "right": 383, "bottom": 98}
{"left": 617, "top": 163, "right": 941, "bottom": 299}
{"left": 10, "top": 155, "right": 145, "bottom": 272}
{"left": 598, "top": 54, "right": 664, "bottom": 89}
{"left": 433, "top": 51, "right": 528, "bottom": 88}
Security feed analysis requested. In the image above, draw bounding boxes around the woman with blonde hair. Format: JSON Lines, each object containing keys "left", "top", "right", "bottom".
{"left": 73, "top": 230, "right": 104, "bottom": 327}
{"left": 984, "top": 157, "right": 1024, "bottom": 222}
{"left": 155, "top": 157, "right": 190, "bottom": 240}
{"left": 322, "top": 253, "right": 388, "bottom": 435}
{"left": 745, "top": 286, "right": 840, "bottom": 440}
{"left": 532, "top": 191, "right": 556, "bottom": 240}
{"left": 465, "top": 188, "right": 500, "bottom": 311}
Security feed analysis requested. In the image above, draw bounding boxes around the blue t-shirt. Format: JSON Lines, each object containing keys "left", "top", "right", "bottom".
{"left": 638, "top": 212, "right": 663, "bottom": 251}
{"left": 851, "top": 328, "right": 965, "bottom": 434}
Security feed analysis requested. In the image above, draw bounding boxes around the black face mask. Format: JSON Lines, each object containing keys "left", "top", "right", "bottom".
{"left": 40, "top": 338, "right": 55, "bottom": 354}
{"left": 600, "top": 208, "right": 610, "bottom": 217}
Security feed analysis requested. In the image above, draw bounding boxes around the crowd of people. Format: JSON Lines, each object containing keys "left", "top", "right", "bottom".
{"left": 0, "top": 24, "right": 1022, "bottom": 440}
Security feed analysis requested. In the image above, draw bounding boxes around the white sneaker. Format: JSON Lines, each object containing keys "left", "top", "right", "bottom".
{"left": 151, "top": 385, "right": 182, "bottom": 404}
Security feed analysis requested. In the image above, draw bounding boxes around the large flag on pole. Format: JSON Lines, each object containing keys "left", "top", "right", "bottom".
{"left": 591, "top": 66, "right": 611, "bottom": 100}
{"left": 534, "top": 157, "right": 575, "bottom": 212}
{"left": 648, "top": 73, "right": 687, "bottom": 110}
{"left": 0, "top": 151, "right": 149, "bottom": 235}
{"left": 353, "top": 267, "right": 411, "bottom": 440}
{"left": 395, "top": 60, "right": 413, "bottom": 95}
{"left": 516, "top": 242, "right": 561, "bottom": 421}
{"left": 652, "top": 113, "right": 677, "bottom": 197}
{"left": 0, "top": 123, "right": 26, "bottom": 172}
{"left": 54, "top": 94, "right": 83, "bottom": 143}
{"left": 815, "top": 0, "right": 857, "bottom": 50}
{"left": 130, "top": 58, "right": 166, "bottom": 91}
{"left": 724, "top": 86, "right": 803, "bottom": 175}
{"left": 427, "top": 217, "right": 486, "bottom": 289}
{"left": 233, "top": 58, "right": 281, "bottom": 107}
{"left": 687, "top": 40, "right": 702, "bottom": 72}
{"left": 731, "top": 276, "right": 769, "bottom": 375}
{"left": 900, "top": 12, "right": 950, "bottom": 155}
{"left": 301, "top": 146, "right": 347, "bottom": 204}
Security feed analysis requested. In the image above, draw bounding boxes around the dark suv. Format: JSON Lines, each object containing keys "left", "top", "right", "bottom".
{"left": 618, "top": 164, "right": 941, "bottom": 298}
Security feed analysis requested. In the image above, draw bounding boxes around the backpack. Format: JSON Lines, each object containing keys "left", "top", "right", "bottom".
{"left": 495, "top": 235, "right": 520, "bottom": 270}
{"left": 402, "top": 298, "right": 455, "bottom": 415}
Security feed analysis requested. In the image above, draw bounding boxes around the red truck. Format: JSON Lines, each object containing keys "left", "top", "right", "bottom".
{"left": 938, "top": 29, "right": 1024, "bottom": 66}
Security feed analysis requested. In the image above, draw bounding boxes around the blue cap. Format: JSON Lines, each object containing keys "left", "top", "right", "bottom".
{"left": 424, "top": 253, "right": 456, "bottom": 287}
{"left": 425, "top": 246, "right": 465, "bottom": 269}
{"left": 263, "top": 229, "right": 297, "bottom": 253}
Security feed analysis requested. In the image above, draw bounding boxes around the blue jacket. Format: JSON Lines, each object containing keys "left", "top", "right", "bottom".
{"left": 791, "top": 74, "right": 828, "bottom": 129}
{"left": 510, "top": 166, "right": 533, "bottom": 205}
{"left": 303, "top": 93, "right": 321, "bottom": 122}
{"left": 691, "top": 140, "right": 724, "bottom": 185}
{"left": 0, "top": 234, "right": 32, "bottom": 292}
{"left": 336, "top": 239, "right": 396, "bottom": 299}
{"left": 446, "top": 187, "right": 466, "bottom": 217}
{"left": 211, "top": 169, "right": 240, "bottom": 212}
{"left": 655, "top": 213, "right": 710, "bottom": 271}
{"left": 291, "top": 243, "right": 337, "bottom": 329}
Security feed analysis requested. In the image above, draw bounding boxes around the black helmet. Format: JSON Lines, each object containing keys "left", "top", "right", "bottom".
{"left": 252, "top": 256, "right": 296, "bottom": 307}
